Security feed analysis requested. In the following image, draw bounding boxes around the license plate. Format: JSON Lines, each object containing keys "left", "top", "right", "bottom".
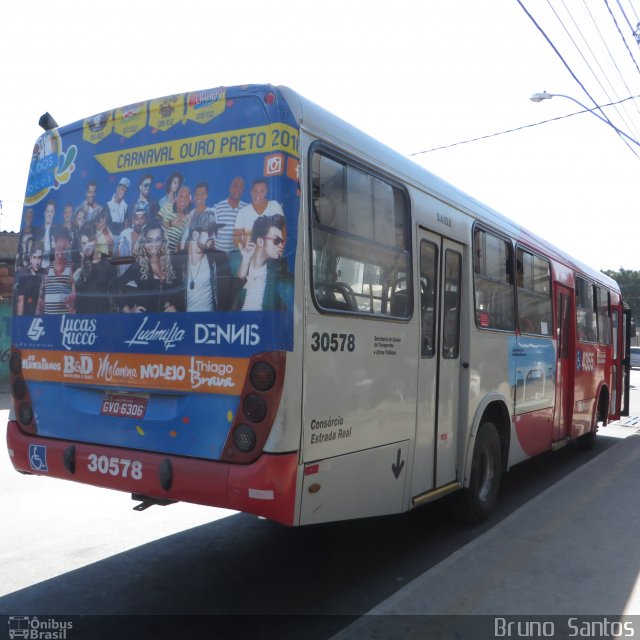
{"left": 100, "top": 393, "right": 148, "bottom": 419}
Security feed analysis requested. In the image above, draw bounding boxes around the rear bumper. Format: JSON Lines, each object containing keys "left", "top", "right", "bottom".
{"left": 6, "top": 420, "right": 298, "bottom": 526}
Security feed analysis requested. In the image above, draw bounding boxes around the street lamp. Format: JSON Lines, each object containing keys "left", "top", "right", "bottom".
{"left": 530, "top": 91, "right": 640, "bottom": 148}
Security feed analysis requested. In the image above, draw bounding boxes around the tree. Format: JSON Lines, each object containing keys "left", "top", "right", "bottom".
{"left": 602, "top": 268, "right": 640, "bottom": 338}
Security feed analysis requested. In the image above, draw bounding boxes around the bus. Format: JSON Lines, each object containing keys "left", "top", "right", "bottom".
{"left": 6, "top": 84, "right": 629, "bottom": 526}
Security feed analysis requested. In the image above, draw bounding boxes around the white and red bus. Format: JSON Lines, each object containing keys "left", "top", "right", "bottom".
{"left": 6, "top": 84, "right": 629, "bottom": 525}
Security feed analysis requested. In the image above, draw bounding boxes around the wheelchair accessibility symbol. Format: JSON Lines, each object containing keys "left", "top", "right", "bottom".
{"left": 29, "top": 445, "right": 48, "bottom": 472}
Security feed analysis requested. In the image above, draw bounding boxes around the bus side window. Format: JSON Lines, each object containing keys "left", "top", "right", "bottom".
{"left": 576, "top": 277, "right": 598, "bottom": 342}
{"left": 443, "top": 250, "right": 461, "bottom": 359}
{"left": 516, "top": 248, "right": 552, "bottom": 335}
{"left": 420, "top": 240, "right": 438, "bottom": 357}
{"left": 310, "top": 149, "right": 412, "bottom": 318}
{"left": 473, "top": 227, "right": 514, "bottom": 331}
{"left": 597, "top": 286, "right": 611, "bottom": 345}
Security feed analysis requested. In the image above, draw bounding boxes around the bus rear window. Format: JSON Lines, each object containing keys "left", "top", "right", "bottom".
{"left": 310, "top": 149, "right": 412, "bottom": 317}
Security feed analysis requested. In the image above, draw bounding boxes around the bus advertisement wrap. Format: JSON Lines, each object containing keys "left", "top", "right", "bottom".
{"left": 13, "top": 85, "right": 299, "bottom": 462}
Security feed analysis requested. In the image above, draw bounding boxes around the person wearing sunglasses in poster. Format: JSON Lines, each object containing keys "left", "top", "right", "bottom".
{"left": 233, "top": 214, "right": 293, "bottom": 312}
{"left": 128, "top": 174, "right": 159, "bottom": 223}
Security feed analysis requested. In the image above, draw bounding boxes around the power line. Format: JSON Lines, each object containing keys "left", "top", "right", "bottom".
{"left": 409, "top": 94, "right": 640, "bottom": 156}
{"left": 548, "top": 0, "right": 640, "bottom": 140}
{"left": 605, "top": 0, "right": 640, "bottom": 76}
{"left": 516, "top": 0, "right": 640, "bottom": 159}
{"left": 548, "top": 0, "right": 640, "bottom": 139}
{"left": 615, "top": 0, "right": 640, "bottom": 42}
{"left": 623, "top": 0, "right": 640, "bottom": 24}
{"left": 579, "top": 0, "right": 640, "bottom": 131}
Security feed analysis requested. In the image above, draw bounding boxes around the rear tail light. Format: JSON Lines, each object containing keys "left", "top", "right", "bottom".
{"left": 13, "top": 377, "right": 27, "bottom": 400}
{"left": 10, "top": 348, "right": 37, "bottom": 434}
{"left": 18, "top": 402, "right": 34, "bottom": 426}
{"left": 233, "top": 424, "right": 257, "bottom": 453}
{"left": 249, "top": 361, "right": 276, "bottom": 391}
{"left": 9, "top": 351, "right": 22, "bottom": 375}
{"left": 243, "top": 394, "right": 267, "bottom": 423}
{"left": 221, "top": 352, "right": 285, "bottom": 464}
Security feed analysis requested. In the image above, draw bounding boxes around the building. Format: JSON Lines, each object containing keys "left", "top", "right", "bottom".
{"left": 0, "top": 231, "right": 18, "bottom": 299}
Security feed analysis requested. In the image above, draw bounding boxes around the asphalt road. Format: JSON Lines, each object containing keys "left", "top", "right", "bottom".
{"left": 1, "top": 370, "right": 638, "bottom": 639}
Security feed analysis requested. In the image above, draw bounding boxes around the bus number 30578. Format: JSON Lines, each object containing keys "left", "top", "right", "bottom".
{"left": 87, "top": 454, "right": 143, "bottom": 480}
{"left": 310, "top": 332, "right": 356, "bottom": 352}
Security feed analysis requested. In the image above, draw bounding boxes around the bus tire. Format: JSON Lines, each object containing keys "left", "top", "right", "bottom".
{"left": 460, "top": 421, "right": 502, "bottom": 524}
{"left": 578, "top": 395, "right": 606, "bottom": 450}
{"left": 577, "top": 424, "right": 597, "bottom": 450}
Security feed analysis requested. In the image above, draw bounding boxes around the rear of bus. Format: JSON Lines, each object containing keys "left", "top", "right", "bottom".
{"left": 7, "top": 85, "right": 302, "bottom": 525}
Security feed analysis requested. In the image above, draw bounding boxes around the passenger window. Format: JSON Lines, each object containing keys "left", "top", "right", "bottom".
{"left": 597, "top": 287, "right": 611, "bottom": 345}
{"left": 443, "top": 250, "right": 461, "bottom": 359}
{"left": 516, "top": 248, "right": 552, "bottom": 335}
{"left": 473, "top": 227, "right": 514, "bottom": 331}
{"left": 575, "top": 277, "right": 597, "bottom": 343}
{"left": 420, "top": 241, "right": 438, "bottom": 357}
{"left": 311, "top": 149, "right": 412, "bottom": 317}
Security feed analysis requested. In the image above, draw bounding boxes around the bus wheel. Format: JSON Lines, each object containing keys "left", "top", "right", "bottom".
{"left": 460, "top": 422, "right": 502, "bottom": 524}
{"left": 577, "top": 422, "right": 597, "bottom": 450}
{"left": 578, "top": 396, "right": 606, "bottom": 450}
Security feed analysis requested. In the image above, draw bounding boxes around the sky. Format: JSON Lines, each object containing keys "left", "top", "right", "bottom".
{"left": 1, "top": 0, "right": 639, "bottom": 271}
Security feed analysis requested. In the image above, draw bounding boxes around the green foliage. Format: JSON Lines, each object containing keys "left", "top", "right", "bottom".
{"left": 602, "top": 268, "right": 640, "bottom": 287}
{"left": 602, "top": 268, "right": 640, "bottom": 331}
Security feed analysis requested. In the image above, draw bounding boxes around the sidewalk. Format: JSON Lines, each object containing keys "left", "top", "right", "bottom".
{"left": 335, "top": 417, "right": 640, "bottom": 637}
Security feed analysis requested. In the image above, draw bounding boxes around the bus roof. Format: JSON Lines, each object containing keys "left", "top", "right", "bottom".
{"left": 278, "top": 85, "right": 618, "bottom": 293}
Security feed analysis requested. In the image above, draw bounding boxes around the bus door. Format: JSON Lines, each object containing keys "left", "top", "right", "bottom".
{"left": 552, "top": 284, "right": 574, "bottom": 441}
{"left": 412, "top": 229, "right": 464, "bottom": 497}
{"left": 621, "top": 306, "right": 633, "bottom": 416}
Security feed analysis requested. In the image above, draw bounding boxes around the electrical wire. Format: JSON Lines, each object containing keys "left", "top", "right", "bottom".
{"left": 624, "top": 0, "right": 640, "bottom": 24}
{"left": 409, "top": 95, "right": 640, "bottom": 156}
{"left": 604, "top": 0, "right": 640, "bottom": 76}
{"left": 615, "top": 0, "right": 639, "bottom": 37}
{"left": 628, "top": 0, "right": 640, "bottom": 24}
{"left": 553, "top": 0, "right": 640, "bottom": 141}
{"left": 579, "top": 0, "right": 640, "bottom": 135}
{"left": 549, "top": 0, "right": 640, "bottom": 139}
{"left": 516, "top": 0, "right": 640, "bottom": 159}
